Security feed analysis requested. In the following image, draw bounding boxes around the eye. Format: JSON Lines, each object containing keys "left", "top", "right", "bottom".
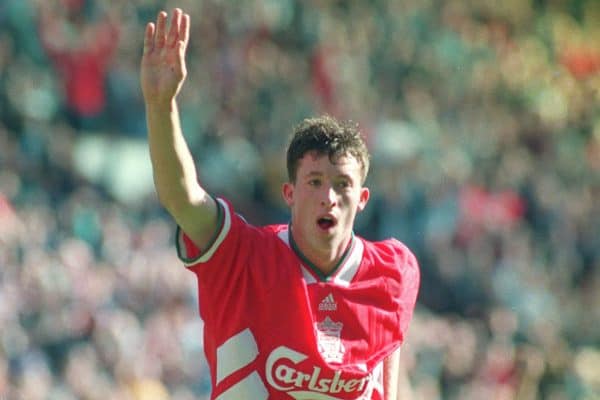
{"left": 308, "top": 179, "right": 321, "bottom": 187}
{"left": 336, "top": 180, "right": 351, "bottom": 189}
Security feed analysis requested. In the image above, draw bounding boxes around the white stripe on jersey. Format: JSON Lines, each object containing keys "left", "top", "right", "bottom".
{"left": 332, "top": 238, "right": 364, "bottom": 286}
{"left": 216, "top": 328, "right": 259, "bottom": 384}
{"left": 193, "top": 198, "right": 232, "bottom": 265}
{"left": 277, "top": 229, "right": 364, "bottom": 285}
{"left": 214, "top": 371, "right": 268, "bottom": 400}
{"left": 276, "top": 230, "right": 318, "bottom": 284}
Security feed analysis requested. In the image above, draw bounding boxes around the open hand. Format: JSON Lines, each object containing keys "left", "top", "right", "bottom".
{"left": 140, "top": 8, "right": 190, "bottom": 106}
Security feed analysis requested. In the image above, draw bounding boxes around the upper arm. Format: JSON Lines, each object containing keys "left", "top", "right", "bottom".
{"left": 171, "top": 192, "right": 220, "bottom": 253}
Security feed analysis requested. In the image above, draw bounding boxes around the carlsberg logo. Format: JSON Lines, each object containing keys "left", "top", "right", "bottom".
{"left": 266, "top": 346, "right": 369, "bottom": 399}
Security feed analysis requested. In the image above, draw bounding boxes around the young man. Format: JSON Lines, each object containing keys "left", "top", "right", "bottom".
{"left": 141, "top": 9, "right": 420, "bottom": 400}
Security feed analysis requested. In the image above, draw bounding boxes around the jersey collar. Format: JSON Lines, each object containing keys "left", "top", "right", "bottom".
{"left": 277, "top": 226, "right": 364, "bottom": 286}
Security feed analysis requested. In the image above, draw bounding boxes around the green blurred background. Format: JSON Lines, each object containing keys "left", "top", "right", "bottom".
{"left": 0, "top": 0, "right": 599, "bottom": 399}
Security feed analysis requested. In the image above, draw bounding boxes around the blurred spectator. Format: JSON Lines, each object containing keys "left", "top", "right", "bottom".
{"left": 38, "top": 0, "right": 119, "bottom": 132}
{"left": 0, "top": 0, "right": 598, "bottom": 399}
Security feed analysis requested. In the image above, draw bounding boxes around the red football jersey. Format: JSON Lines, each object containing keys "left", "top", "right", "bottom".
{"left": 177, "top": 198, "right": 420, "bottom": 399}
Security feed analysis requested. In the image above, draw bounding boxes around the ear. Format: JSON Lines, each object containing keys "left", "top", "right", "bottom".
{"left": 357, "top": 187, "right": 370, "bottom": 212}
{"left": 282, "top": 182, "right": 295, "bottom": 207}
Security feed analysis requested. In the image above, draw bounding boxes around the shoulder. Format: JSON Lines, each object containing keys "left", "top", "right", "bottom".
{"left": 361, "top": 237, "right": 419, "bottom": 272}
{"left": 216, "top": 198, "right": 287, "bottom": 240}
{"left": 359, "top": 237, "right": 420, "bottom": 293}
{"left": 361, "top": 237, "right": 421, "bottom": 330}
{"left": 177, "top": 197, "right": 288, "bottom": 268}
{"left": 262, "top": 222, "right": 289, "bottom": 236}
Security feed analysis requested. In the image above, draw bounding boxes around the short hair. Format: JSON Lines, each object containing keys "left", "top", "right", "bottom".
{"left": 286, "top": 115, "right": 370, "bottom": 184}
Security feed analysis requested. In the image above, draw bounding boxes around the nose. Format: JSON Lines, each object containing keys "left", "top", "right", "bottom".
{"left": 320, "top": 186, "right": 337, "bottom": 207}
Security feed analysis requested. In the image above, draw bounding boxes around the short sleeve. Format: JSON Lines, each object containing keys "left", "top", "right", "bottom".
{"left": 175, "top": 197, "right": 230, "bottom": 267}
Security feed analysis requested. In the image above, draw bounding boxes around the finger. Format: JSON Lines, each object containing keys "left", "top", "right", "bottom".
{"left": 155, "top": 11, "right": 168, "bottom": 49}
{"left": 176, "top": 40, "right": 187, "bottom": 72}
{"left": 143, "top": 22, "right": 155, "bottom": 55}
{"left": 167, "top": 8, "right": 182, "bottom": 48}
{"left": 180, "top": 13, "right": 190, "bottom": 52}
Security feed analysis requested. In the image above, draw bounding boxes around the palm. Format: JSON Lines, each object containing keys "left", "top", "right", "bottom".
{"left": 141, "top": 9, "right": 190, "bottom": 105}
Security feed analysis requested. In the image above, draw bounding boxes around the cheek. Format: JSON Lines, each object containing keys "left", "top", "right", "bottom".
{"left": 345, "top": 191, "right": 361, "bottom": 204}
{"left": 345, "top": 194, "right": 364, "bottom": 213}
{"left": 291, "top": 193, "right": 312, "bottom": 215}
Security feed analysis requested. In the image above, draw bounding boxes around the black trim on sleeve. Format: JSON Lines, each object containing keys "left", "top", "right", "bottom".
{"left": 175, "top": 197, "right": 225, "bottom": 265}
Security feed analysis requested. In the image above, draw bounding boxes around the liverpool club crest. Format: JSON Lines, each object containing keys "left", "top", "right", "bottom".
{"left": 315, "top": 317, "right": 345, "bottom": 363}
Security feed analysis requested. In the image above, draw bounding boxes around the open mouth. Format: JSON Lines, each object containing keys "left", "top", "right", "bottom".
{"left": 317, "top": 216, "right": 336, "bottom": 230}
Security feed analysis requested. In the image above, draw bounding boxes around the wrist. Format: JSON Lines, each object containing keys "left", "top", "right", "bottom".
{"left": 144, "top": 98, "right": 177, "bottom": 113}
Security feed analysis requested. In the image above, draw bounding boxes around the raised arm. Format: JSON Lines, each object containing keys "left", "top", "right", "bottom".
{"left": 141, "top": 9, "right": 218, "bottom": 249}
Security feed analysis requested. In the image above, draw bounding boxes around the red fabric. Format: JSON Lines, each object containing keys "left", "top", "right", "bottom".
{"left": 41, "top": 18, "right": 119, "bottom": 116}
{"left": 311, "top": 47, "right": 339, "bottom": 115}
{"left": 457, "top": 186, "right": 525, "bottom": 242}
{"left": 178, "top": 198, "right": 420, "bottom": 399}
{"left": 54, "top": 50, "right": 112, "bottom": 115}
{"left": 560, "top": 47, "right": 600, "bottom": 79}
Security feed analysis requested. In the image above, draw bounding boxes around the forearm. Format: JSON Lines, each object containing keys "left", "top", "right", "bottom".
{"left": 384, "top": 347, "right": 414, "bottom": 400}
{"left": 141, "top": 10, "right": 219, "bottom": 248}
{"left": 146, "top": 99, "right": 205, "bottom": 213}
{"left": 383, "top": 348, "right": 400, "bottom": 400}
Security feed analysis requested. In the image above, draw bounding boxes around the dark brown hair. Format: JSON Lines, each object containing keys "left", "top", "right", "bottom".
{"left": 286, "top": 115, "right": 370, "bottom": 183}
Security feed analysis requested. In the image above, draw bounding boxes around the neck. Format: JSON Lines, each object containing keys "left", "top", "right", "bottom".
{"left": 289, "top": 225, "right": 353, "bottom": 277}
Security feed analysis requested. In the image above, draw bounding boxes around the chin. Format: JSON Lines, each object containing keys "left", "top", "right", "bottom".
{"left": 319, "top": 229, "right": 345, "bottom": 244}
{"left": 311, "top": 227, "right": 334, "bottom": 240}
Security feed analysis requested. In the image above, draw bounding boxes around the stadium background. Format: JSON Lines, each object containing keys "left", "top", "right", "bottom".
{"left": 0, "top": 0, "right": 599, "bottom": 399}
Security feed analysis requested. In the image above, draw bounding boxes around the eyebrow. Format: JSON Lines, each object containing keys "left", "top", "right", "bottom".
{"left": 304, "top": 171, "right": 323, "bottom": 177}
{"left": 303, "top": 171, "right": 355, "bottom": 181}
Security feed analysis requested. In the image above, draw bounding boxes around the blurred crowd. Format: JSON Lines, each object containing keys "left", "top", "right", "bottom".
{"left": 1, "top": 0, "right": 599, "bottom": 399}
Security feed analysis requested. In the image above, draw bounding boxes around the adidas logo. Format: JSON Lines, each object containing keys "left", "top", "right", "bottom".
{"left": 318, "top": 293, "right": 337, "bottom": 311}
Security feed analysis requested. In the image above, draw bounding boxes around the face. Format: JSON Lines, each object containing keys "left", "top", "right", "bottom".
{"left": 282, "top": 151, "right": 370, "bottom": 257}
